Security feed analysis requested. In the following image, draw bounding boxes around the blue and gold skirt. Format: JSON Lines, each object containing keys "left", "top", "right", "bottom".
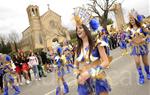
{"left": 77, "top": 78, "right": 111, "bottom": 95}
{"left": 130, "top": 43, "right": 149, "bottom": 56}
{"left": 95, "top": 79, "right": 111, "bottom": 95}
{"left": 119, "top": 40, "right": 127, "bottom": 49}
{"left": 78, "top": 78, "right": 94, "bottom": 95}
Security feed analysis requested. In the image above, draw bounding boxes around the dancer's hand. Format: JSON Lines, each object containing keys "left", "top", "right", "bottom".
{"left": 77, "top": 71, "right": 90, "bottom": 85}
{"left": 73, "top": 69, "right": 80, "bottom": 75}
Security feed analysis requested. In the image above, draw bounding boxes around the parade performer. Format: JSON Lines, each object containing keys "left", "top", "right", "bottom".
{"left": 49, "top": 41, "right": 69, "bottom": 95}
{"left": 118, "top": 28, "right": 128, "bottom": 56}
{"left": 62, "top": 40, "right": 74, "bottom": 73}
{"left": 0, "top": 53, "right": 4, "bottom": 94}
{"left": 1, "top": 54, "right": 20, "bottom": 95}
{"left": 73, "top": 7, "right": 111, "bottom": 95}
{"left": 97, "top": 28, "right": 110, "bottom": 56}
{"left": 128, "top": 10, "right": 150, "bottom": 84}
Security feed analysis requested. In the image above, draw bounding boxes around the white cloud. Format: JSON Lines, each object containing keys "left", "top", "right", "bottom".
{"left": 0, "top": 0, "right": 149, "bottom": 37}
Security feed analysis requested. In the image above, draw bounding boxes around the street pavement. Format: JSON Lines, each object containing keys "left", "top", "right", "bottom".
{"left": 9, "top": 45, "right": 150, "bottom": 95}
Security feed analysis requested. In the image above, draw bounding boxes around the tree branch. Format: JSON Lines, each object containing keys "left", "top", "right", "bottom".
{"left": 108, "top": 0, "right": 117, "bottom": 9}
{"left": 94, "top": 0, "right": 105, "bottom": 11}
{"left": 87, "top": 3, "right": 103, "bottom": 21}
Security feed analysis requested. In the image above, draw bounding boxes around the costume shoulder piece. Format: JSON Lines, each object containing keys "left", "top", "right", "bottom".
{"left": 95, "top": 38, "right": 108, "bottom": 47}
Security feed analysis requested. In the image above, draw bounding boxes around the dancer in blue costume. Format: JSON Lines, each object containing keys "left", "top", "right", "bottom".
{"left": 73, "top": 8, "right": 111, "bottom": 95}
{"left": 48, "top": 45, "right": 69, "bottom": 95}
{"left": 62, "top": 40, "right": 74, "bottom": 73}
{"left": 0, "top": 53, "right": 4, "bottom": 94}
{"left": 118, "top": 28, "right": 128, "bottom": 56}
{"left": 74, "top": 24, "right": 111, "bottom": 95}
{"left": 99, "top": 29, "right": 110, "bottom": 56}
{"left": 1, "top": 54, "right": 20, "bottom": 95}
{"left": 128, "top": 10, "right": 150, "bottom": 85}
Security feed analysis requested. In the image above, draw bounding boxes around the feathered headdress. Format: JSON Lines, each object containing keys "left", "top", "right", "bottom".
{"left": 129, "top": 9, "right": 144, "bottom": 23}
{"left": 73, "top": 7, "right": 100, "bottom": 31}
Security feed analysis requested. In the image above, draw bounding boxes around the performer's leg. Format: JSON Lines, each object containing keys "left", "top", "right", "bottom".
{"left": 23, "top": 70, "right": 30, "bottom": 84}
{"left": 8, "top": 74, "right": 21, "bottom": 95}
{"left": 56, "top": 78, "right": 61, "bottom": 95}
{"left": 66, "top": 65, "right": 70, "bottom": 73}
{"left": 134, "top": 56, "right": 144, "bottom": 84}
{"left": 3, "top": 78, "right": 8, "bottom": 95}
{"left": 100, "top": 92, "right": 108, "bottom": 95}
{"left": 61, "top": 77, "right": 69, "bottom": 94}
{"left": 3, "top": 86, "right": 8, "bottom": 95}
{"left": 142, "top": 55, "right": 150, "bottom": 80}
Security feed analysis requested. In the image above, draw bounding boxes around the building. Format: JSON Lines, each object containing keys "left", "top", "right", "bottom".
{"left": 110, "top": 3, "right": 125, "bottom": 29}
{"left": 20, "top": 5, "right": 70, "bottom": 51}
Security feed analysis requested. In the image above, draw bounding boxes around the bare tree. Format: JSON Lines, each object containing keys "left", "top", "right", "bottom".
{"left": 87, "top": 0, "right": 117, "bottom": 30}
{"left": 8, "top": 31, "right": 20, "bottom": 52}
{"left": 0, "top": 34, "right": 12, "bottom": 53}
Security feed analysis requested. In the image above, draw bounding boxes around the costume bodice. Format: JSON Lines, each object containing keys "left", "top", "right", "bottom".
{"left": 75, "top": 39, "right": 107, "bottom": 64}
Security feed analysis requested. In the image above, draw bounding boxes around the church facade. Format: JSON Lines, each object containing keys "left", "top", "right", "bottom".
{"left": 20, "top": 5, "right": 70, "bottom": 51}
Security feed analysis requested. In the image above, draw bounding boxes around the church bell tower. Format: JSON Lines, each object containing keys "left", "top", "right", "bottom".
{"left": 26, "top": 5, "right": 44, "bottom": 50}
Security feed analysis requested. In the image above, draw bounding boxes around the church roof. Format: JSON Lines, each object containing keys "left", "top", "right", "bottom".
{"left": 41, "top": 9, "right": 61, "bottom": 20}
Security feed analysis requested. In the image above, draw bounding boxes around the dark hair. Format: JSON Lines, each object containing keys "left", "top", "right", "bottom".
{"left": 129, "top": 18, "right": 141, "bottom": 28}
{"left": 52, "top": 38, "right": 59, "bottom": 42}
{"left": 76, "top": 24, "right": 94, "bottom": 60}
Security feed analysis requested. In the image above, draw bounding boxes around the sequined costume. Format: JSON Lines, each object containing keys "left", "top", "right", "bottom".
{"left": 51, "top": 45, "right": 69, "bottom": 95}
{"left": 119, "top": 32, "right": 127, "bottom": 49}
{"left": 63, "top": 47, "right": 74, "bottom": 73}
{"left": 129, "top": 27, "right": 150, "bottom": 84}
{"left": 129, "top": 28, "right": 149, "bottom": 56}
{"left": 1, "top": 55, "right": 20, "bottom": 95}
{"left": 75, "top": 40, "right": 111, "bottom": 95}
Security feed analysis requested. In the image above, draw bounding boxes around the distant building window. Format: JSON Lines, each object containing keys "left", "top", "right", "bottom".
{"left": 35, "top": 8, "right": 38, "bottom": 16}
{"left": 32, "top": 8, "right": 35, "bottom": 16}
{"left": 39, "top": 34, "right": 43, "bottom": 44}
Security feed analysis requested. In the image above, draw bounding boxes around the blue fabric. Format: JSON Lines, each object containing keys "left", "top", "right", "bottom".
{"left": 12, "top": 85, "right": 20, "bottom": 95}
{"left": 137, "top": 66, "right": 144, "bottom": 84}
{"left": 56, "top": 59, "right": 62, "bottom": 68}
{"left": 89, "top": 19, "right": 99, "bottom": 31}
{"left": 0, "top": 69, "right": 4, "bottom": 76}
{"left": 32, "top": 65, "right": 40, "bottom": 78}
{"left": 137, "top": 66, "right": 143, "bottom": 76}
{"left": 91, "top": 47, "right": 100, "bottom": 58}
{"left": 119, "top": 40, "right": 127, "bottom": 49}
{"left": 78, "top": 78, "right": 93, "bottom": 95}
{"left": 56, "top": 87, "right": 60, "bottom": 95}
{"left": 57, "top": 68, "right": 65, "bottom": 77}
{"left": 130, "top": 44, "right": 149, "bottom": 56}
{"left": 102, "top": 35, "right": 109, "bottom": 44}
{"left": 63, "top": 82, "right": 69, "bottom": 94}
{"left": 146, "top": 37, "right": 150, "bottom": 43}
{"left": 144, "top": 66, "right": 150, "bottom": 74}
{"left": 5, "top": 55, "right": 11, "bottom": 62}
{"left": 95, "top": 79, "right": 111, "bottom": 95}
{"left": 3, "top": 86, "right": 8, "bottom": 95}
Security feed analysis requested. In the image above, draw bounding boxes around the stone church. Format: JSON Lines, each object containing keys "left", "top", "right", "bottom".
{"left": 20, "top": 5, "right": 70, "bottom": 51}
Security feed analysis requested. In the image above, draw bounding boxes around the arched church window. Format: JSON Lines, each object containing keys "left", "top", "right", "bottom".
{"left": 49, "top": 20, "right": 55, "bottom": 28}
{"left": 35, "top": 8, "right": 38, "bottom": 16}
{"left": 32, "top": 8, "right": 35, "bottom": 16}
{"left": 39, "top": 34, "right": 43, "bottom": 44}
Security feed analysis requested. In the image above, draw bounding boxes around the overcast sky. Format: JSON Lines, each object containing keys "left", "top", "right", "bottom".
{"left": 0, "top": 0, "right": 149, "bottom": 37}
